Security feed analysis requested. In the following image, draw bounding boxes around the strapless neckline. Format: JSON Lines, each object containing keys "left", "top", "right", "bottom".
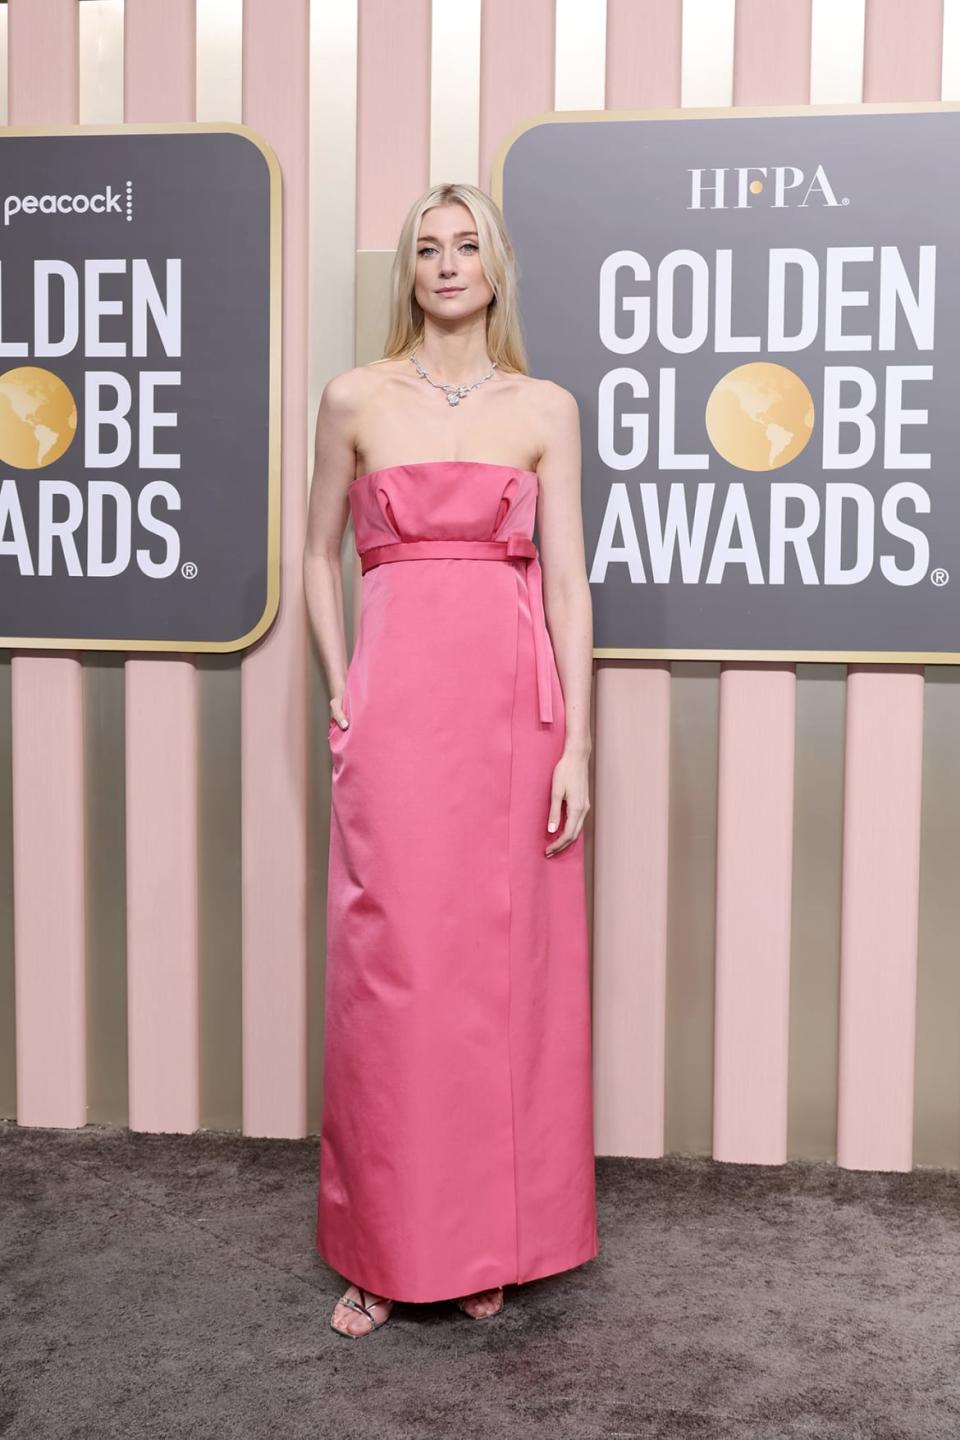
{"left": 352, "top": 458, "right": 539, "bottom": 488}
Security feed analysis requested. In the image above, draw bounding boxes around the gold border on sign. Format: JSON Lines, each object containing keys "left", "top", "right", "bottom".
{"left": 0, "top": 120, "right": 282, "bottom": 655}
{"left": 491, "top": 100, "right": 960, "bottom": 666}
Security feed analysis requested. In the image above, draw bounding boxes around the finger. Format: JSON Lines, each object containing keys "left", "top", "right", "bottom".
{"left": 545, "top": 812, "right": 577, "bottom": 855}
{"left": 546, "top": 806, "right": 587, "bottom": 855}
{"left": 569, "top": 803, "right": 589, "bottom": 841}
{"left": 546, "top": 787, "right": 564, "bottom": 836}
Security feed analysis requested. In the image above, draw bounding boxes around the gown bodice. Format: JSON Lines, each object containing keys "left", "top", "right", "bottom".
{"left": 346, "top": 459, "right": 554, "bottom": 726}
{"left": 347, "top": 459, "right": 539, "bottom": 549}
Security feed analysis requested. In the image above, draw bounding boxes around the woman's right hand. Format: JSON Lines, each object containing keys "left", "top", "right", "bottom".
{"left": 329, "top": 694, "right": 349, "bottom": 730}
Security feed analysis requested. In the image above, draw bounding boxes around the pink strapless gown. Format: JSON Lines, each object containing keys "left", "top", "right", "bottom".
{"left": 315, "top": 459, "right": 599, "bottom": 1304}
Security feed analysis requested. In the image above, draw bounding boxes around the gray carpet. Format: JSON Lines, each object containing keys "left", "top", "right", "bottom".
{"left": 1, "top": 1121, "right": 959, "bottom": 1439}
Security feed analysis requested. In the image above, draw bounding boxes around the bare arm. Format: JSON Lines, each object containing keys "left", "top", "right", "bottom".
{"left": 536, "top": 382, "right": 593, "bottom": 759}
{"left": 303, "top": 373, "right": 358, "bottom": 727}
{"left": 535, "top": 382, "right": 593, "bottom": 855}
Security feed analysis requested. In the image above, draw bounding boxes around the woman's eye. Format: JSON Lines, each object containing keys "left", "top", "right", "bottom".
{"left": 418, "top": 243, "right": 478, "bottom": 257}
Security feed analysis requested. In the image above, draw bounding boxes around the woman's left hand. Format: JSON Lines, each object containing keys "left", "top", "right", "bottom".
{"left": 545, "top": 748, "right": 590, "bottom": 856}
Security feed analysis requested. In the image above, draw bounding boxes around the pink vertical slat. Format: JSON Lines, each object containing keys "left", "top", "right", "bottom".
{"left": 714, "top": 665, "right": 796, "bottom": 1161}
{"left": 711, "top": 0, "right": 811, "bottom": 1165}
{"left": 838, "top": 668, "right": 924, "bottom": 1170}
{"left": 124, "top": 0, "right": 199, "bottom": 1133}
{"left": 357, "top": 0, "right": 431, "bottom": 250}
{"left": 836, "top": 0, "right": 941, "bottom": 1172}
{"left": 240, "top": 0, "right": 310, "bottom": 1137}
{"left": 864, "top": 0, "right": 944, "bottom": 98}
{"left": 479, "top": 0, "right": 554, "bottom": 193}
{"left": 8, "top": 0, "right": 87, "bottom": 1128}
{"left": 734, "top": 0, "right": 811, "bottom": 98}
{"left": 592, "top": 0, "right": 683, "bottom": 1157}
{"left": 351, "top": 0, "right": 431, "bottom": 807}
{"left": 605, "top": 0, "right": 682, "bottom": 110}
{"left": 592, "top": 664, "right": 671, "bottom": 1156}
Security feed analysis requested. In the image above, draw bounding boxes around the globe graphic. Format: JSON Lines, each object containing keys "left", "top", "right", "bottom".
{"left": 704, "top": 361, "right": 815, "bottom": 472}
{"left": 0, "top": 366, "right": 77, "bottom": 469}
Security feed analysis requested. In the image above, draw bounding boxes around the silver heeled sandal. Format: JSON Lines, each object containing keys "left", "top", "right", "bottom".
{"left": 330, "top": 1284, "right": 394, "bottom": 1338}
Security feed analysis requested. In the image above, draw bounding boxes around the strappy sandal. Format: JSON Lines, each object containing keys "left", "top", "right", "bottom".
{"left": 454, "top": 1285, "right": 504, "bottom": 1319}
{"left": 330, "top": 1284, "right": 394, "bottom": 1338}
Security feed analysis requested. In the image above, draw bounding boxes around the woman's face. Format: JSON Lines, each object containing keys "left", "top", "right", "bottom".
{"left": 413, "top": 203, "right": 494, "bottom": 322}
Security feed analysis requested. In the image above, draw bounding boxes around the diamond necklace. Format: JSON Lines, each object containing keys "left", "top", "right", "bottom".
{"left": 409, "top": 349, "right": 498, "bottom": 406}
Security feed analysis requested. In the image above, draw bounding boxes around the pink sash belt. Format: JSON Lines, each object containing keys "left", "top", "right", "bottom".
{"left": 358, "top": 534, "right": 554, "bottom": 724}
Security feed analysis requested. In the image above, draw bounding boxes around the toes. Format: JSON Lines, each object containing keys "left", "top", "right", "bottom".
{"left": 459, "top": 1287, "right": 502, "bottom": 1316}
{"left": 332, "top": 1300, "right": 372, "bottom": 1336}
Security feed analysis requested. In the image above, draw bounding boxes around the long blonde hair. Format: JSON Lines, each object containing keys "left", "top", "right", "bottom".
{"left": 380, "top": 183, "right": 529, "bottom": 375}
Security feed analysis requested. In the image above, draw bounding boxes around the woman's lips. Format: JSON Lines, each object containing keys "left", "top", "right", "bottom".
{"left": 437, "top": 287, "right": 463, "bottom": 294}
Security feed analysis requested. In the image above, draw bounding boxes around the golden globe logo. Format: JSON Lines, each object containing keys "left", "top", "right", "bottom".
{"left": 0, "top": 360, "right": 181, "bottom": 578}
{"left": 0, "top": 255, "right": 182, "bottom": 579}
{"left": 705, "top": 362, "right": 814, "bottom": 470}
{"left": 688, "top": 165, "right": 845, "bottom": 209}
{"left": 594, "top": 244, "right": 936, "bottom": 588}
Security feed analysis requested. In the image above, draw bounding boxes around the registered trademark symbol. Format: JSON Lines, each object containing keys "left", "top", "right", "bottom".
{"left": 932, "top": 567, "right": 949, "bottom": 586}
{"left": 841, "top": 196, "right": 850, "bottom": 205}
{"left": 181, "top": 561, "right": 198, "bottom": 579}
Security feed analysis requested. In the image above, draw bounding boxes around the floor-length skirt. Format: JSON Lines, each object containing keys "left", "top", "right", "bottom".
{"left": 315, "top": 460, "right": 599, "bottom": 1303}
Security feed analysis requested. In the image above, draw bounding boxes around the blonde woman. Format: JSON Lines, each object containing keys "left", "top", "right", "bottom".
{"left": 303, "top": 182, "right": 598, "bottom": 1338}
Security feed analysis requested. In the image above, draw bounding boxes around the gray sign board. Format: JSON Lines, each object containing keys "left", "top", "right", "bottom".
{"left": 0, "top": 123, "right": 280, "bottom": 653}
{"left": 496, "top": 103, "right": 960, "bottom": 662}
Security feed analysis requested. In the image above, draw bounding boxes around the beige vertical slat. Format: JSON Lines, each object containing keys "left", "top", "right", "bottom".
{"left": 78, "top": 0, "right": 122, "bottom": 121}
{"left": 810, "top": 0, "right": 866, "bottom": 104}
{"left": 84, "top": 657, "right": 129, "bottom": 1125}
{"left": 787, "top": 666, "right": 846, "bottom": 1162}
{"left": 0, "top": 5, "right": 8, "bottom": 126}
{"left": 196, "top": 0, "right": 244, "bottom": 1132}
{"left": 430, "top": 0, "right": 480, "bottom": 184}
{"left": 664, "top": 664, "right": 719, "bottom": 1157}
{"left": 306, "top": 0, "right": 359, "bottom": 1134}
{"left": 78, "top": 0, "right": 128, "bottom": 1129}
{"left": 943, "top": 0, "right": 960, "bottom": 97}
{"left": 915, "top": 668, "right": 960, "bottom": 1167}
{"left": 555, "top": 0, "right": 606, "bottom": 110}
{"left": 681, "top": 0, "right": 735, "bottom": 105}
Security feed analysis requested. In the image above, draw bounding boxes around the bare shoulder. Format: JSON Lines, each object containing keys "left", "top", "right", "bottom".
{"left": 321, "top": 362, "right": 384, "bottom": 410}
{"left": 528, "top": 378, "right": 580, "bottom": 461}
{"left": 317, "top": 364, "right": 393, "bottom": 445}
{"left": 531, "top": 376, "right": 578, "bottom": 416}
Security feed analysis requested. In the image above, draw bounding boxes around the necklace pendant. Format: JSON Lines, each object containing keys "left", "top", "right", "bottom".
{"left": 447, "top": 389, "right": 463, "bottom": 406}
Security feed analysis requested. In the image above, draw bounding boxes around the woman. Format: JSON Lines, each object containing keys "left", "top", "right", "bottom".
{"left": 303, "top": 182, "right": 598, "bottom": 1338}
